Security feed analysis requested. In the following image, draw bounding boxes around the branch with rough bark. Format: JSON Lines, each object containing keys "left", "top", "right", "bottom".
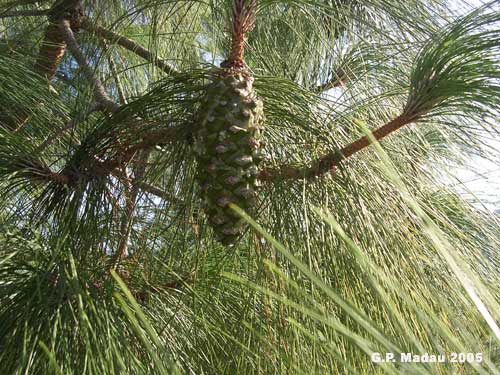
{"left": 2, "top": 1, "right": 179, "bottom": 79}
{"left": 28, "top": 111, "right": 186, "bottom": 193}
{"left": 0, "top": 9, "right": 49, "bottom": 18}
{"left": 34, "top": 0, "right": 84, "bottom": 78}
{"left": 13, "top": 151, "right": 183, "bottom": 205}
{"left": 58, "top": 18, "right": 120, "bottom": 112}
{"left": 33, "top": 24, "right": 66, "bottom": 78}
{"left": 112, "top": 150, "right": 150, "bottom": 267}
{"left": 258, "top": 113, "right": 419, "bottom": 182}
{"left": 81, "top": 20, "right": 179, "bottom": 76}
{"left": 37, "top": 19, "right": 180, "bottom": 175}
{"left": 32, "top": 112, "right": 414, "bottom": 189}
{"left": 3, "top": 0, "right": 183, "bottom": 156}
{"left": 56, "top": 18, "right": 190, "bottom": 185}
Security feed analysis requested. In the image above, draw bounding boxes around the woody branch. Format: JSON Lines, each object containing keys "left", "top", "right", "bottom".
{"left": 258, "top": 113, "right": 420, "bottom": 182}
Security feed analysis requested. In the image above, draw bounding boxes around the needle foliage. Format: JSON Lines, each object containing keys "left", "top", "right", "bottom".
{"left": 0, "top": 0, "right": 499, "bottom": 374}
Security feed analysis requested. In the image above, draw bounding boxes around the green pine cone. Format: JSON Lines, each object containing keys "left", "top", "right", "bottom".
{"left": 194, "top": 69, "right": 264, "bottom": 245}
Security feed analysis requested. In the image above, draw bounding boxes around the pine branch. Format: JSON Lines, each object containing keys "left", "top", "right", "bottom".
{"left": 11, "top": 156, "right": 71, "bottom": 185}
{"left": 74, "top": 123, "right": 188, "bottom": 183}
{"left": 258, "top": 114, "right": 418, "bottom": 182}
{"left": 112, "top": 150, "right": 150, "bottom": 267}
{"left": 12, "top": 150, "right": 184, "bottom": 205}
{"left": 37, "top": 24, "right": 185, "bottom": 175}
{"left": 81, "top": 20, "right": 180, "bottom": 76}
{"left": 26, "top": 117, "right": 187, "bottom": 196}
{"left": 49, "top": 20, "right": 191, "bottom": 191}
{"left": 58, "top": 18, "right": 120, "bottom": 113}
{"left": 261, "top": 6, "right": 500, "bottom": 183}
{"left": 0, "top": 9, "right": 49, "bottom": 18}
{"left": 133, "top": 180, "right": 184, "bottom": 204}
{"left": 313, "top": 69, "right": 348, "bottom": 93}
{"left": 35, "top": 104, "right": 101, "bottom": 153}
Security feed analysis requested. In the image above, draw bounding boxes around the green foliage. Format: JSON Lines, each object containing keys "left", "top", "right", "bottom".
{"left": 0, "top": 0, "right": 500, "bottom": 374}
{"left": 406, "top": 2, "right": 500, "bottom": 120}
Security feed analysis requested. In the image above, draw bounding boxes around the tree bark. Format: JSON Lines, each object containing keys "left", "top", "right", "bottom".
{"left": 258, "top": 114, "right": 418, "bottom": 182}
{"left": 82, "top": 21, "right": 179, "bottom": 76}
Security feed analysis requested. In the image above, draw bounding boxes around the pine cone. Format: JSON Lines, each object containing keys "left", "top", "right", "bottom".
{"left": 194, "top": 69, "right": 264, "bottom": 245}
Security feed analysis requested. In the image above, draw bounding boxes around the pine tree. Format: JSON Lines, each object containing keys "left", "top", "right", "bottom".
{"left": 0, "top": 0, "right": 499, "bottom": 374}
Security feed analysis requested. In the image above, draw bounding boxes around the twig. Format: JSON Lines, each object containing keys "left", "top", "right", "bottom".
{"left": 59, "top": 18, "right": 120, "bottom": 113}
{"left": 107, "top": 160, "right": 184, "bottom": 204}
{"left": 313, "top": 70, "right": 348, "bottom": 93}
{"left": 93, "top": 154, "right": 185, "bottom": 205}
{"left": 101, "top": 39, "right": 128, "bottom": 105}
{"left": 81, "top": 20, "right": 179, "bottom": 76}
{"left": 23, "top": 122, "right": 186, "bottom": 195}
{"left": 35, "top": 103, "right": 101, "bottom": 153}
{"left": 134, "top": 181, "right": 184, "bottom": 204}
{"left": 59, "top": 19, "right": 189, "bottom": 172}
{"left": 16, "top": 150, "right": 184, "bottom": 207}
{"left": 12, "top": 17, "right": 186, "bottom": 198}
{"left": 58, "top": 21, "right": 193, "bottom": 186}
{"left": 112, "top": 170, "right": 134, "bottom": 266}
{"left": 13, "top": 156, "right": 71, "bottom": 185}
{"left": 108, "top": 54, "right": 128, "bottom": 105}
{"left": 0, "top": 9, "right": 49, "bottom": 18}
{"left": 111, "top": 150, "right": 150, "bottom": 268}
{"left": 258, "top": 114, "right": 418, "bottom": 182}
{"left": 1, "top": 0, "right": 47, "bottom": 9}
